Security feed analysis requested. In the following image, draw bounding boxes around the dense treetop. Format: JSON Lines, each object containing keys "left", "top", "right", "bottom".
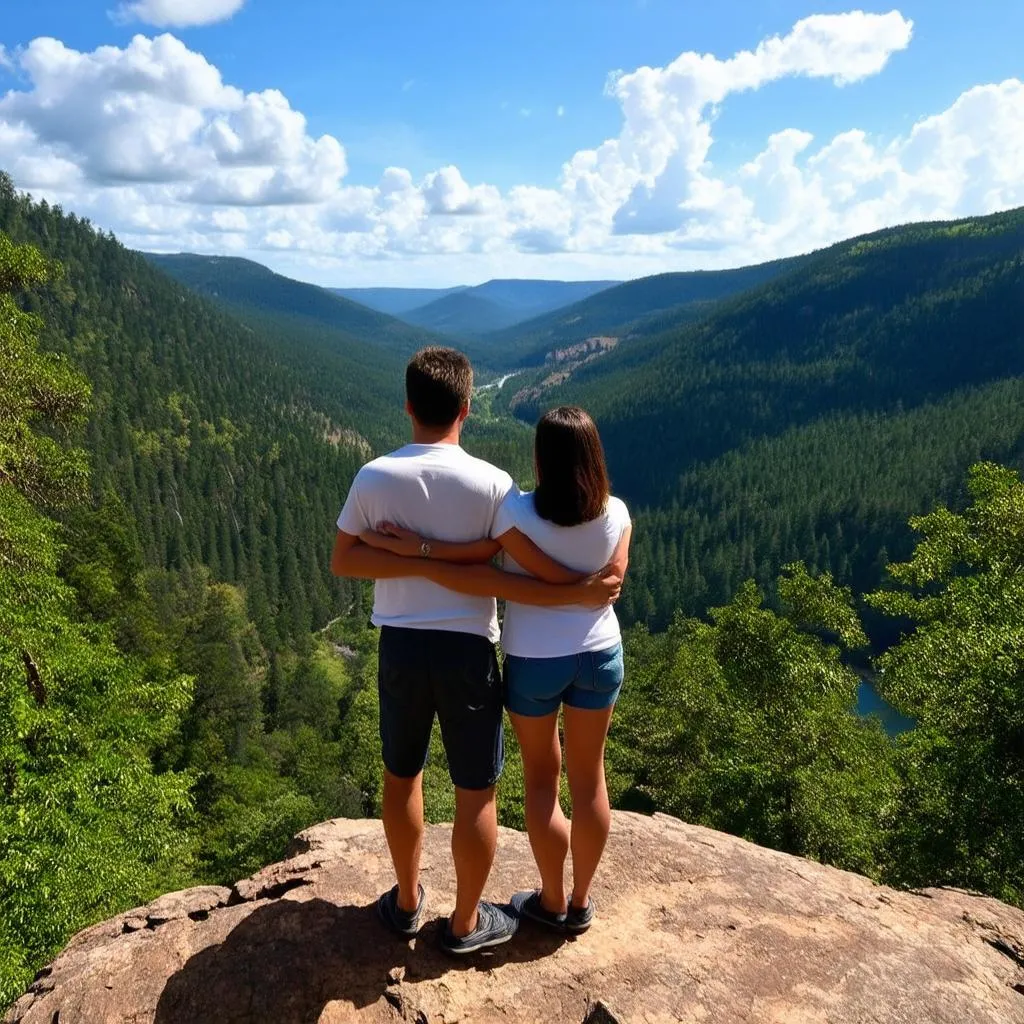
{"left": 480, "top": 254, "right": 808, "bottom": 368}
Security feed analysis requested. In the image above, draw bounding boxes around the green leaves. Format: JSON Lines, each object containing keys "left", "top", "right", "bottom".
{"left": 0, "top": 233, "right": 90, "bottom": 511}
{"left": 0, "top": 494, "right": 196, "bottom": 1007}
{"left": 868, "top": 463, "right": 1024, "bottom": 905}
{"left": 0, "top": 231, "right": 53, "bottom": 293}
{"left": 610, "top": 571, "right": 895, "bottom": 878}
{"left": 0, "top": 234, "right": 194, "bottom": 1008}
{"left": 778, "top": 562, "right": 867, "bottom": 650}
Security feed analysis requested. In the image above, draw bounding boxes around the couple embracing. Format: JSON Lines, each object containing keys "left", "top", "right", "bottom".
{"left": 331, "top": 346, "right": 632, "bottom": 955}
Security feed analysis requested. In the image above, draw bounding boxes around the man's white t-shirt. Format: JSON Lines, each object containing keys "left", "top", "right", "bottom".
{"left": 493, "top": 488, "right": 631, "bottom": 659}
{"left": 336, "top": 443, "right": 513, "bottom": 642}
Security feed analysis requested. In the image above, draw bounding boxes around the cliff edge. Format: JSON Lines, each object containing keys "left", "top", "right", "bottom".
{"left": 7, "top": 812, "right": 1024, "bottom": 1023}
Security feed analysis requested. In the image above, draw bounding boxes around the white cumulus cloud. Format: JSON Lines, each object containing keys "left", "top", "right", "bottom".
{"left": 114, "top": 0, "right": 246, "bottom": 28}
{"left": 3, "top": 11, "right": 1024, "bottom": 286}
{"left": 421, "top": 166, "right": 501, "bottom": 216}
{"left": 0, "top": 34, "right": 347, "bottom": 203}
{"left": 592, "top": 9, "right": 914, "bottom": 237}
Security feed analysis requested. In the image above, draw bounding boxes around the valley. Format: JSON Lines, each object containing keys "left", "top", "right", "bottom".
{"left": 82, "top": 202, "right": 1024, "bottom": 658}
{"left": 2, "top": 174, "right": 1022, "bottom": 1008}
{"left": 4, "top": 4, "right": 1024, "bottom": 1017}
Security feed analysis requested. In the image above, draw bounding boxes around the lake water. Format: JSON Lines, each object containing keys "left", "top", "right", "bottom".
{"left": 857, "top": 681, "right": 915, "bottom": 736}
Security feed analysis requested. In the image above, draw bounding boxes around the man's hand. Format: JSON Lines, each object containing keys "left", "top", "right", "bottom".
{"left": 360, "top": 523, "right": 423, "bottom": 558}
{"left": 573, "top": 565, "right": 622, "bottom": 609}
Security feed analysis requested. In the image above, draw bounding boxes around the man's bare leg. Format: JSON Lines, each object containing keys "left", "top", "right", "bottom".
{"left": 450, "top": 784, "right": 498, "bottom": 936}
{"left": 382, "top": 769, "right": 425, "bottom": 912}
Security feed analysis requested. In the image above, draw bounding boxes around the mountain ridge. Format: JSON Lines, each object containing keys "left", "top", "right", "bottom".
{"left": 144, "top": 253, "right": 447, "bottom": 362}
{"left": 397, "top": 277, "right": 622, "bottom": 338}
{"left": 331, "top": 284, "right": 466, "bottom": 316}
{"left": 479, "top": 254, "right": 811, "bottom": 368}
{"left": 513, "top": 207, "right": 1024, "bottom": 499}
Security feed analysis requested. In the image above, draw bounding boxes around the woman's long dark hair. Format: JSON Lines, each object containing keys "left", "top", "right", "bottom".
{"left": 532, "top": 406, "right": 611, "bottom": 527}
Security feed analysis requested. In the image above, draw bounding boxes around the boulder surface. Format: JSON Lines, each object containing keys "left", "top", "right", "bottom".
{"left": 7, "top": 812, "right": 1024, "bottom": 1023}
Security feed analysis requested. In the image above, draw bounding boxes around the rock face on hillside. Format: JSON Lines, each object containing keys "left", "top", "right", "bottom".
{"left": 8, "top": 812, "right": 1024, "bottom": 1023}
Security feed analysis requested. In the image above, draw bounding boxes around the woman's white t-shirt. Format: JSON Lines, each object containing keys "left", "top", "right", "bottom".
{"left": 492, "top": 488, "right": 631, "bottom": 659}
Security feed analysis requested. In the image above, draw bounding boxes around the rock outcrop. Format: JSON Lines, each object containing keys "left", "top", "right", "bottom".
{"left": 7, "top": 812, "right": 1024, "bottom": 1023}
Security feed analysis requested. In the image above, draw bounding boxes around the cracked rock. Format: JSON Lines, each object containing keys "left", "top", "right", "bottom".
{"left": 5, "top": 812, "right": 1024, "bottom": 1024}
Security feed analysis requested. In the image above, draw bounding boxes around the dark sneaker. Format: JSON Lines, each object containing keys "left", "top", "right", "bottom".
{"left": 377, "top": 884, "right": 425, "bottom": 938}
{"left": 441, "top": 901, "right": 519, "bottom": 955}
{"left": 511, "top": 889, "right": 567, "bottom": 932}
{"left": 566, "top": 896, "right": 595, "bottom": 934}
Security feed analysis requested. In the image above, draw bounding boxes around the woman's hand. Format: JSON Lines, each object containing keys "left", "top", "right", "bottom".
{"left": 360, "top": 522, "right": 425, "bottom": 558}
{"left": 574, "top": 566, "right": 623, "bottom": 608}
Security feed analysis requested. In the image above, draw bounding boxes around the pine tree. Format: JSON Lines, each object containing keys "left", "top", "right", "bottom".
{"left": 0, "top": 229, "right": 193, "bottom": 1006}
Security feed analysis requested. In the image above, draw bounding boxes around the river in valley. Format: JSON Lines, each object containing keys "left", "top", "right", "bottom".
{"left": 477, "top": 371, "right": 522, "bottom": 392}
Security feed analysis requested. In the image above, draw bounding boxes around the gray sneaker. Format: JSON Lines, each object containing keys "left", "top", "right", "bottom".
{"left": 566, "top": 896, "right": 595, "bottom": 934}
{"left": 441, "top": 901, "right": 519, "bottom": 954}
{"left": 511, "top": 889, "right": 567, "bottom": 932}
{"left": 376, "top": 884, "right": 425, "bottom": 938}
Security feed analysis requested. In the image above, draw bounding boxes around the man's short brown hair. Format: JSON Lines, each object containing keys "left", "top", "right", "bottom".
{"left": 406, "top": 347, "right": 474, "bottom": 428}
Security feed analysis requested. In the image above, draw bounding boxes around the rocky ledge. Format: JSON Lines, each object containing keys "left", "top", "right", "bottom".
{"left": 7, "top": 812, "right": 1024, "bottom": 1023}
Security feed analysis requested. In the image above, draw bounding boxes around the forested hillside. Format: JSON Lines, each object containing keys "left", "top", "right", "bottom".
{"left": 146, "top": 253, "right": 445, "bottom": 371}
{"left": 481, "top": 255, "right": 807, "bottom": 368}
{"left": 6, "top": 194, "right": 381, "bottom": 647}
{"left": 514, "top": 209, "right": 1024, "bottom": 628}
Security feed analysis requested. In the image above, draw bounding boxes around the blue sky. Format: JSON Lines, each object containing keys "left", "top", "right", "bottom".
{"left": 1, "top": 2, "right": 1022, "bottom": 285}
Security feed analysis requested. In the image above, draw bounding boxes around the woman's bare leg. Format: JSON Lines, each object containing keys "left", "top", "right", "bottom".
{"left": 509, "top": 710, "right": 570, "bottom": 914}
{"left": 563, "top": 705, "right": 615, "bottom": 909}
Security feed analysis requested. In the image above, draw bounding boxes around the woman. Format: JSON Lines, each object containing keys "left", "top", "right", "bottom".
{"left": 360, "top": 406, "right": 632, "bottom": 934}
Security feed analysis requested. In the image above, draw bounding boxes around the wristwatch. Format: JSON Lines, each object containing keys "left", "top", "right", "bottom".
{"left": 420, "top": 541, "right": 432, "bottom": 558}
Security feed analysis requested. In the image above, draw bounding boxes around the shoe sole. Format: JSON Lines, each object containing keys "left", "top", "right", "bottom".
{"left": 442, "top": 930, "right": 516, "bottom": 955}
{"left": 565, "top": 911, "right": 594, "bottom": 934}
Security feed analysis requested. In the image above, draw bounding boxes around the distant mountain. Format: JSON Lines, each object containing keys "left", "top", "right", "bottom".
{"left": 399, "top": 278, "right": 621, "bottom": 338}
{"left": 145, "top": 254, "right": 444, "bottom": 361}
{"left": 472, "top": 279, "right": 622, "bottom": 311}
{"left": 401, "top": 289, "right": 516, "bottom": 336}
{"left": 331, "top": 285, "right": 465, "bottom": 317}
{"left": 482, "top": 256, "right": 809, "bottom": 367}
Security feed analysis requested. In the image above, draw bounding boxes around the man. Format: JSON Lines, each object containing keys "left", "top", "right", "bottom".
{"left": 331, "top": 346, "right": 620, "bottom": 954}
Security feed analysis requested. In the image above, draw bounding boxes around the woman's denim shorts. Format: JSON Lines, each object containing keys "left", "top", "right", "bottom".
{"left": 503, "top": 642, "right": 624, "bottom": 717}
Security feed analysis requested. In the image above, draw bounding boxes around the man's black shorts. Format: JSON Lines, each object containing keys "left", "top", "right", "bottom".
{"left": 377, "top": 625, "right": 504, "bottom": 791}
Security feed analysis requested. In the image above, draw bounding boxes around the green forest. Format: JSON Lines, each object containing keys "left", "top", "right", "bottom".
{"left": 503, "top": 209, "right": 1024, "bottom": 630}
{"left": 1, "top": 175, "right": 1022, "bottom": 1009}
